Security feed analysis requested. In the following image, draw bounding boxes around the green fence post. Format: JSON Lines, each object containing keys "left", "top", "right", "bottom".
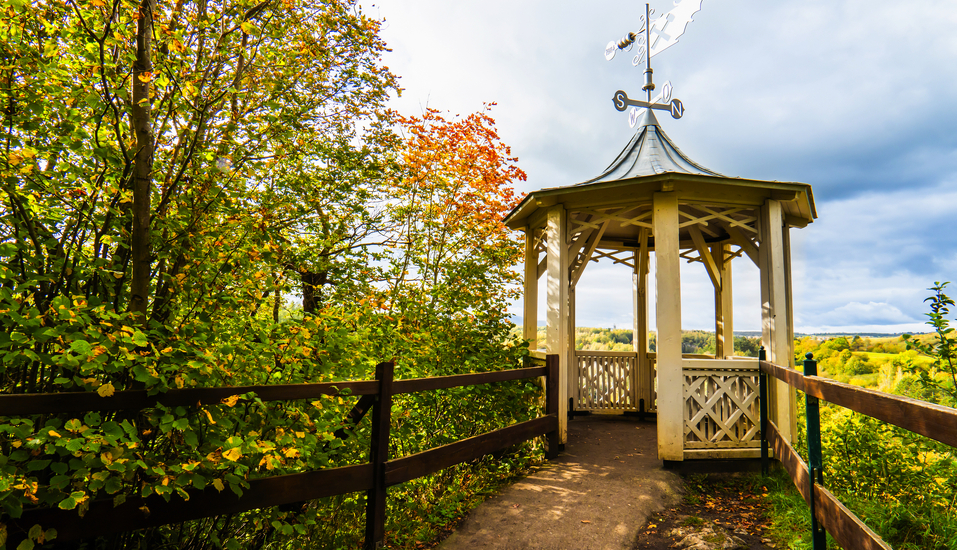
{"left": 804, "top": 352, "right": 826, "bottom": 550}
{"left": 759, "top": 347, "right": 769, "bottom": 476}
{"left": 365, "top": 360, "right": 394, "bottom": 550}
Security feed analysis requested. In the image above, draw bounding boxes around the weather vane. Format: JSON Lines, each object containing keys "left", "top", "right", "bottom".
{"left": 604, "top": 0, "right": 704, "bottom": 128}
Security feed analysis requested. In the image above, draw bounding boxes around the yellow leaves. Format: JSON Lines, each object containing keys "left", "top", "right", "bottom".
{"left": 212, "top": 479, "right": 225, "bottom": 492}
{"left": 222, "top": 447, "right": 242, "bottom": 461}
{"left": 202, "top": 409, "right": 216, "bottom": 424}
{"left": 240, "top": 21, "right": 256, "bottom": 34}
{"left": 137, "top": 71, "right": 153, "bottom": 83}
{"left": 7, "top": 148, "right": 35, "bottom": 166}
{"left": 221, "top": 395, "right": 240, "bottom": 407}
{"left": 91, "top": 0, "right": 106, "bottom": 6}
{"left": 100, "top": 451, "right": 113, "bottom": 465}
{"left": 97, "top": 383, "right": 115, "bottom": 397}
{"left": 174, "top": 375, "right": 184, "bottom": 389}
{"left": 282, "top": 447, "right": 299, "bottom": 458}
{"left": 48, "top": 429, "right": 61, "bottom": 438}
{"left": 311, "top": 399, "right": 323, "bottom": 409}
{"left": 168, "top": 39, "right": 185, "bottom": 54}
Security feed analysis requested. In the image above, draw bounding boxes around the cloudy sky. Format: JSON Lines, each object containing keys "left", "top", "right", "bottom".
{"left": 373, "top": 0, "right": 957, "bottom": 334}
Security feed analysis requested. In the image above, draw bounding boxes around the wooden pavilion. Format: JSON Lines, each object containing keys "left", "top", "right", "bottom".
{"left": 504, "top": 108, "right": 816, "bottom": 461}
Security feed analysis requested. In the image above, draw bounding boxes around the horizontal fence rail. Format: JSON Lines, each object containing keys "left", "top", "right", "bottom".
{"left": 2, "top": 357, "right": 561, "bottom": 550}
{"left": 0, "top": 380, "right": 381, "bottom": 415}
{"left": 758, "top": 347, "right": 957, "bottom": 550}
{"left": 758, "top": 359, "right": 957, "bottom": 449}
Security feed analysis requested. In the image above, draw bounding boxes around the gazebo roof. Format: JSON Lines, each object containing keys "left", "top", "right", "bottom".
{"left": 504, "top": 111, "right": 817, "bottom": 231}
{"left": 584, "top": 109, "right": 722, "bottom": 182}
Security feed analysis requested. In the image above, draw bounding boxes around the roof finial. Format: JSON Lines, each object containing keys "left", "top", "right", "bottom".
{"left": 604, "top": 1, "right": 704, "bottom": 128}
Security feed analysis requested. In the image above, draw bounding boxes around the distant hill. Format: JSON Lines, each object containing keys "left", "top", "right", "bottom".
{"left": 506, "top": 318, "right": 923, "bottom": 338}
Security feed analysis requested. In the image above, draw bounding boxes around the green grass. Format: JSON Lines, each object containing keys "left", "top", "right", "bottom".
{"left": 759, "top": 468, "right": 839, "bottom": 550}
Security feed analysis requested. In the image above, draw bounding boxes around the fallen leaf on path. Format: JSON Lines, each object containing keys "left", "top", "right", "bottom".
{"left": 581, "top": 520, "right": 591, "bottom": 524}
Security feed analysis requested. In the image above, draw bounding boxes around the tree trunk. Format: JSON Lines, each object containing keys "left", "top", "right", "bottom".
{"left": 129, "top": 0, "right": 155, "bottom": 319}
{"left": 300, "top": 270, "right": 327, "bottom": 315}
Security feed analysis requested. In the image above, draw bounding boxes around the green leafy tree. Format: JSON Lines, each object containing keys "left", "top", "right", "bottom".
{"left": 0, "top": 0, "right": 399, "bottom": 546}
{"left": 903, "top": 282, "right": 957, "bottom": 405}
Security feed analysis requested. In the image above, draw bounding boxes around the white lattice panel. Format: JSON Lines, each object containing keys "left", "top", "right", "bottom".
{"left": 683, "top": 367, "right": 760, "bottom": 449}
{"left": 576, "top": 352, "right": 638, "bottom": 411}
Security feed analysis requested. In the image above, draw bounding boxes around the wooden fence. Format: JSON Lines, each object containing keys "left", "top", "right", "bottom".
{"left": 1, "top": 356, "right": 561, "bottom": 550}
{"left": 758, "top": 349, "right": 957, "bottom": 550}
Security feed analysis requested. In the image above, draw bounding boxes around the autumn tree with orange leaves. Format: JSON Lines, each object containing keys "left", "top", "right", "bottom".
{"left": 386, "top": 106, "right": 526, "bottom": 331}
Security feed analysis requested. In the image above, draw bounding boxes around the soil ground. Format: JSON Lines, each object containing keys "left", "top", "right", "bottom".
{"left": 633, "top": 473, "right": 778, "bottom": 550}
{"left": 436, "top": 415, "right": 780, "bottom": 550}
{"left": 438, "top": 414, "right": 682, "bottom": 549}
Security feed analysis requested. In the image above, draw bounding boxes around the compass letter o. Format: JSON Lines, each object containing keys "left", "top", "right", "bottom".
{"left": 670, "top": 98, "right": 684, "bottom": 119}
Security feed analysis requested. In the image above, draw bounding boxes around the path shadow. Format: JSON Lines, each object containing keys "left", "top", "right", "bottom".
{"left": 439, "top": 414, "right": 683, "bottom": 550}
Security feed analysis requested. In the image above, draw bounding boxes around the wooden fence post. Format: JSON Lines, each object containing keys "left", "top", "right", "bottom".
{"left": 803, "top": 352, "right": 826, "bottom": 550}
{"left": 545, "top": 354, "right": 560, "bottom": 459}
{"left": 365, "top": 360, "right": 394, "bottom": 550}
{"left": 759, "top": 347, "right": 769, "bottom": 476}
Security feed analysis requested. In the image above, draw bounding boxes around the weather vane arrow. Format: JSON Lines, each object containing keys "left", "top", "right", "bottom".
{"left": 604, "top": 1, "right": 703, "bottom": 127}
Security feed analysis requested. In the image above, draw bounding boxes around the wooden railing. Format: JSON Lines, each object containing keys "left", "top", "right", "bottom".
{"left": 1, "top": 356, "right": 561, "bottom": 550}
{"left": 683, "top": 358, "right": 760, "bottom": 452}
{"left": 576, "top": 350, "right": 640, "bottom": 411}
{"left": 759, "top": 349, "right": 957, "bottom": 550}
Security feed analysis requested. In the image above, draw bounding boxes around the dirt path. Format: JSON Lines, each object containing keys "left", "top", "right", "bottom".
{"left": 438, "top": 414, "right": 683, "bottom": 550}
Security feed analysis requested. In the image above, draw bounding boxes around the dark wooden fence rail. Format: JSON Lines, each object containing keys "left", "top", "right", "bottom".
{"left": 758, "top": 348, "right": 957, "bottom": 550}
{"left": 2, "top": 356, "right": 561, "bottom": 550}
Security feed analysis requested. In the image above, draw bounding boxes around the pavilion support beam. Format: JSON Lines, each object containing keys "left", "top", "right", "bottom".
{"left": 690, "top": 225, "right": 721, "bottom": 290}
{"left": 523, "top": 228, "right": 539, "bottom": 351}
{"left": 712, "top": 244, "right": 733, "bottom": 358}
{"left": 654, "top": 192, "right": 682, "bottom": 461}
{"left": 726, "top": 224, "right": 759, "bottom": 267}
{"left": 570, "top": 221, "right": 607, "bottom": 287}
{"left": 634, "top": 227, "right": 650, "bottom": 407}
{"left": 760, "top": 199, "right": 793, "bottom": 444}
{"left": 546, "top": 205, "right": 570, "bottom": 444}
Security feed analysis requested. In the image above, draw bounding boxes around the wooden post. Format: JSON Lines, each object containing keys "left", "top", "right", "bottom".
{"left": 365, "top": 361, "right": 394, "bottom": 550}
{"left": 759, "top": 347, "right": 769, "bottom": 476}
{"left": 634, "top": 228, "right": 650, "bottom": 409}
{"left": 568, "top": 285, "right": 577, "bottom": 415}
{"left": 545, "top": 205, "right": 569, "bottom": 443}
{"left": 803, "top": 353, "right": 827, "bottom": 550}
{"left": 761, "top": 200, "right": 793, "bottom": 443}
{"left": 545, "top": 354, "right": 560, "bottom": 459}
{"left": 654, "top": 192, "right": 682, "bottom": 461}
{"left": 524, "top": 227, "right": 539, "bottom": 351}
{"left": 783, "top": 225, "right": 798, "bottom": 440}
{"left": 712, "top": 244, "right": 733, "bottom": 358}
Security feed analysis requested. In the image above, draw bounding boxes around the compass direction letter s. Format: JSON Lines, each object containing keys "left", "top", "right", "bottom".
{"left": 613, "top": 90, "right": 629, "bottom": 112}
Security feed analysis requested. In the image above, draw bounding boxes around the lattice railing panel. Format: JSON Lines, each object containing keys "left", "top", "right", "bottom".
{"left": 683, "top": 368, "right": 760, "bottom": 449}
{"left": 577, "top": 352, "right": 639, "bottom": 411}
